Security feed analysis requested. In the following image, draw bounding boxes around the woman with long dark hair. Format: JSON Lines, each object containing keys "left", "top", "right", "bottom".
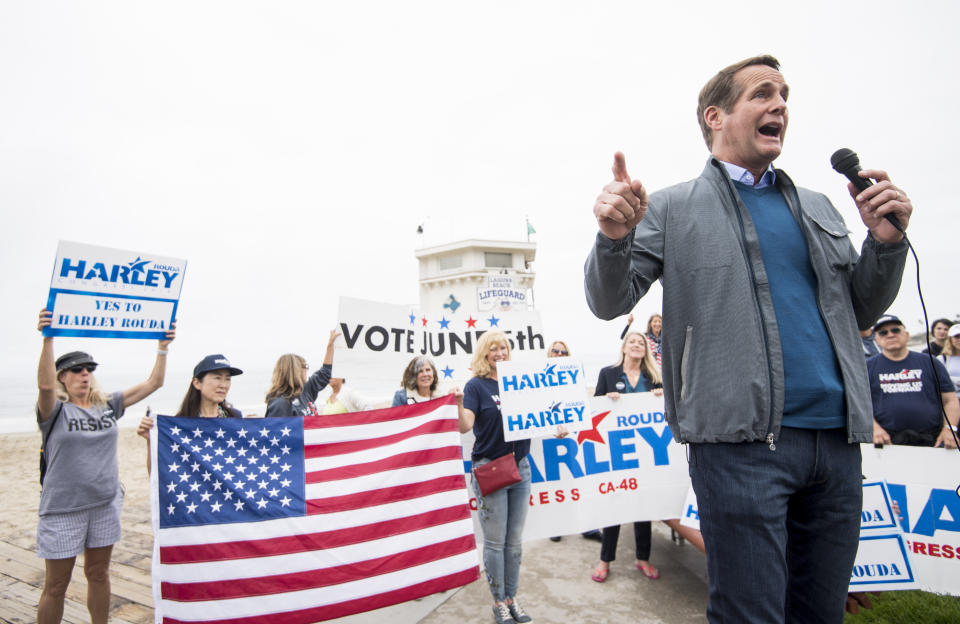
{"left": 175, "top": 354, "right": 244, "bottom": 418}
{"left": 137, "top": 354, "right": 243, "bottom": 471}
{"left": 36, "top": 309, "right": 173, "bottom": 624}
{"left": 591, "top": 331, "right": 663, "bottom": 583}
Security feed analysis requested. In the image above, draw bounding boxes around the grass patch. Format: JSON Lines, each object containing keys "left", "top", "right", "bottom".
{"left": 845, "top": 590, "right": 960, "bottom": 623}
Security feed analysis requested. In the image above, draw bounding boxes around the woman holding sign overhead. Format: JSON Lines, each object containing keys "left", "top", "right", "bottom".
{"left": 35, "top": 308, "right": 174, "bottom": 624}
{"left": 591, "top": 331, "right": 663, "bottom": 583}
{"left": 458, "top": 330, "right": 534, "bottom": 624}
{"left": 264, "top": 330, "right": 338, "bottom": 417}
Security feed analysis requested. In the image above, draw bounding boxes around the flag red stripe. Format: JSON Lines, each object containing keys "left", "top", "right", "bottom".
{"left": 161, "top": 535, "right": 476, "bottom": 601}
{"left": 306, "top": 474, "right": 467, "bottom": 515}
{"left": 304, "top": 419, "right": 458, "bottom": 458}
{"left": 160, "top": 567, "right": 480, "bottom": 624}
{"left": 305, "top": 446, "right": 462, "bottom": 483}
{"left": 304, "top": 395, "right": 456, "bottom": 429}
{"left": 159, "top": 504, "right": 471, "bottom": 564}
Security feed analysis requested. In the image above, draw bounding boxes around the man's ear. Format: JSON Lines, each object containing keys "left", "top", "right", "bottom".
{"left": 704, "top": 105, "right": 723, "bottom": 134}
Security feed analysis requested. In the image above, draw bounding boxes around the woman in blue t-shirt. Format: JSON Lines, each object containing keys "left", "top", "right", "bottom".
{"left": 591, "top": 331, "right": 664, "bottom": 583}
{"left": 458, "top": 330, "right": 533, "bottom": 624}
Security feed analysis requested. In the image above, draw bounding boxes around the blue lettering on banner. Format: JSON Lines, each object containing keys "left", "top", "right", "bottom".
{"left": 581, "top": 441, "right": 610, "bottom": 475}
{"left": 615, "top": 412, "right": 666, "bottom": 427}
{"left": 59, "top": 257, "right": 180, "bottom": 288}
{"left": 635, "top": 426, "right": 673, "bottom": 466}
{"left": 528, "top": 425, "right": 674, "bottom": 483}
{"left": 886, "top": 483, "right": 960, "bottom": 537}
{"left": 911, "top": 488, "right": 960, "bottom": 537}
{"left": 685, "top": 504, "right": 699, "bottom": 520}
{"left": 850, "top": 563, "right": 903, "bottom": 578}
{"left": 500, "top": 366, "right": 580, "bottom": 392}
{"left": 607, "top": 430, "right": 639, "bottom": 471}
{"left": 506, "top": 405, "right": 586, "bottom": 431}
{"left": 540, "top": 439, "right": 584, "bottom": 481}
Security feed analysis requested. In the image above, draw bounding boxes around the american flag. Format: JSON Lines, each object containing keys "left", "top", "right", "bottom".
{"left": 150, "top": 395, "right": 479, "bottom": 623}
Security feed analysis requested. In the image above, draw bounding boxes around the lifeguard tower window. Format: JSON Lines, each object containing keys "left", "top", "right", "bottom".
{"left": 438, "top": 254, "right": 462, "bottom": 271}
{"left": 484, "top": 252, "right": 512, "bottom": 268}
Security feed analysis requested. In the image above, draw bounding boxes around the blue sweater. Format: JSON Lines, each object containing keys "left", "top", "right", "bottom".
{"left": 735, "top": 181, "right": 845, "bottom": 429}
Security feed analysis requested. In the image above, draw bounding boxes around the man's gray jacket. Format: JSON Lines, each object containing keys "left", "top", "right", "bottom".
{"left": 584, "top": 158, "right": 908, "bottom": 444}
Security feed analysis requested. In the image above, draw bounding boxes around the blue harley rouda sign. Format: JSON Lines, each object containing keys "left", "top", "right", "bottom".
{"left": 44, "top": 240, "right": 187, "bottom": 340}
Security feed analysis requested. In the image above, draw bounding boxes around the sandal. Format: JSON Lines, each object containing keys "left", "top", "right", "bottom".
{"left": 591, "top": 563, "right": 609, "bottom": 583}
{"left": 635, "top": 561, "right": 660, "bottom": 579}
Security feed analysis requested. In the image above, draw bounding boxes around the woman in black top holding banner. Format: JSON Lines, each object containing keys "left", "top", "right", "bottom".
{"left": 591, "top": 331, "right": 663, "bottom": 583}
{"left": 458, "top": 330, "right": 534, "bottom": 624}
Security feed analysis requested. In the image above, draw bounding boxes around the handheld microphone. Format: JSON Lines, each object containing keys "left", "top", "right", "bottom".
{"left": 830, "top": 148, "right": 903, "bottom": 232}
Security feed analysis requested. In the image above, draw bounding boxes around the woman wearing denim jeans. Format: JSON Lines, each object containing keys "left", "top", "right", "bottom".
{"left": 458, "top": 330, "right": 533, "bottom": 624}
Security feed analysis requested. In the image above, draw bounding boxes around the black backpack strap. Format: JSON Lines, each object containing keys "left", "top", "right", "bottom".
{"left": 39, "top": 402, "right": 64, "bottom": 486}
{"left": 42, "top": 402, "right": 65, "bottom": 449}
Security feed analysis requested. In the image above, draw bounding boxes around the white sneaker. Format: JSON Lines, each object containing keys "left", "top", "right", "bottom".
{"left": 508, "top": 597, "right": 532, "bottom": 623}
{"left": 492, "top": 602, "right": 516, "bottom": 624}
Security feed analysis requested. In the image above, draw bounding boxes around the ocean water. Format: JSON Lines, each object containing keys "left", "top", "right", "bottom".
{"left": 2, "top": 354, "right": 614, "bottom": 434}
{"left": 0, "top": 368, "right": 403, "bottom": 434}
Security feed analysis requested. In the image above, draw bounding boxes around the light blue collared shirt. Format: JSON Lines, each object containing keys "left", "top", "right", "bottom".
{"left": 720, "top": 161, "right": 777, "bottom": 189}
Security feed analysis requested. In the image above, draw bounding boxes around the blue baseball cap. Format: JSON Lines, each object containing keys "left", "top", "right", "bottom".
{"left": 872, "top": 315, "right": 903, "bottom": 332}
{"left": 193, "top": 354, "right": 243, "bottom": 378}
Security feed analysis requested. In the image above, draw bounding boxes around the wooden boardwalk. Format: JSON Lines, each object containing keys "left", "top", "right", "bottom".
{"left": 0, "top": 432, "right": 156, "bottom": 623}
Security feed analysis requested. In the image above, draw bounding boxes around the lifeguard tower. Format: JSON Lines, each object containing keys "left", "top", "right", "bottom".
{"left": 415, "top": 239, "right": 536, "bottom": 317}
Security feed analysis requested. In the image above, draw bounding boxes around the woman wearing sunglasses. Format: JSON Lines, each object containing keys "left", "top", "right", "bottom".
{"left": 35, "top": 308, "right": 174, "bottom": 624}
{"left": 548, "top": 340, "right": 570, "bottom": 358}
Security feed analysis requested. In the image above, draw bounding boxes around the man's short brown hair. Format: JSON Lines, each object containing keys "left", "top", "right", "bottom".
{"left": 697, "top": 55, "right": 781, "bottom": 149}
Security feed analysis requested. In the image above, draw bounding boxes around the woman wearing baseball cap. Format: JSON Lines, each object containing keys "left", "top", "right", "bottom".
{"left": 136, "top": 354, "right": 243, "bottom": 477}
{"left": 175, "top": 354, "right": 244, "bottom": 419}
{"left": 35, "top": 308, "right": 175, "bottom": 623}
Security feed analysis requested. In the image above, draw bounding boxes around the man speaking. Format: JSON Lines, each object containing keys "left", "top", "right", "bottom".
{"left": 584, "top": 55, "right": 911, "bottom": 623}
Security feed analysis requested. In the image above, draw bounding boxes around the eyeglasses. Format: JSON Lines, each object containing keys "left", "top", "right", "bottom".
{"left": 551, "top": 349, "right": 569, "bottom": 356}
{"left": 877, "top": 327, "right": 902, "bottom": 337}
{"left": 68, "top": 364, "right": 97, "bottom": 374}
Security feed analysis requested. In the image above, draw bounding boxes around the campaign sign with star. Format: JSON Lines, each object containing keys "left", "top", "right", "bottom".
{"left": 465, "top": 392, "right": 690, "bottom": 540}
{"left": 335, "top": 296, "right": 544, "bottom": 390}
{"left": 496, "top": 356, "right": 591, "bottom": 441}
{"left": 44, "top": 240, "right": 185, "bottom": 340}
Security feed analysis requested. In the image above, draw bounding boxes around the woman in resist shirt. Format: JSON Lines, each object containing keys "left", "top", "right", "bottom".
{"left": 35, "top": 309, "right": 173, "bottom": 624}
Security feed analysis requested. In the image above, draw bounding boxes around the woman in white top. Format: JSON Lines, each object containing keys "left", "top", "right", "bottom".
{"left": 938, "top": 324, "right": 960, "bottom": 387}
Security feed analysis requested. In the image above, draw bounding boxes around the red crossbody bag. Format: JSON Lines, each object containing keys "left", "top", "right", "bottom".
{"left": 472, "top": 449, "right": 521, "bottom": 496}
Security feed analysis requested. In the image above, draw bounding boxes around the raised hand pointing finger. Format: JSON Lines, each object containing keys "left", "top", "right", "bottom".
{"left": 612, "top": 151, "right": 632, "bottom": 183}
{"left": 594, "top": 151, "right": 649, "bottom": 240}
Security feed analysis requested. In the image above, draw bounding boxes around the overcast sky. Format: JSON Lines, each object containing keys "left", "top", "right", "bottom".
{"left": 3, "top": 1, "right": 958, "bottom": 385}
